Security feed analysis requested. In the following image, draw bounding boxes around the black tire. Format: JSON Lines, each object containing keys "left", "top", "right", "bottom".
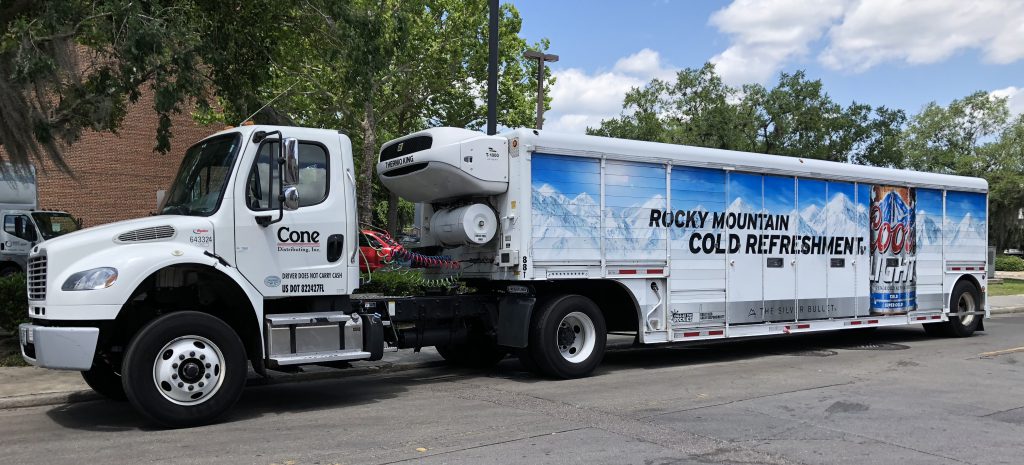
{"left": 526, "top": 294, "right": 607, "bottom": 379}
{"left": 81, "top": 362, "right": 127, "bottom": 401}
{"left": 922, "top": 280, "right": 982, "bottom": 338}
{"left": 435, "top": 339, "right": 507, "bottom": 369}
{"left": 516, "top": 348, "right": 541, "bottom": 374}
{"left": 0, "top": 266, "right": 21, "bottom": 277}
{"left": 945, "top": 280, "right": 982, "bottom": 337}
{"left": 122, "top": 311, "right": 247, "bottom": 428}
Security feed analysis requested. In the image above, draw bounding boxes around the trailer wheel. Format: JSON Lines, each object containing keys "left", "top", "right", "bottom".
{"left": 81, "top": 361, "right": 126, "bottom": 401}
{"left": 527, "top": 294, "right": 606, "bottom": 379}
{"left": 923, "top": 280, "right": 982, "bottom": 338}
{"left": 122, "top": 311, "right": 247, "bottom": 428}
{"left": 945, "top": 280, "right": 982, "bottom": 337}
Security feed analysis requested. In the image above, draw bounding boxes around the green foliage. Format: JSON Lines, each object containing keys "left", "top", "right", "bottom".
{"left": 0, "top": 273, "right": 27, "bottom": 333}
{"left": 260, "top": 0, "right": 548, "bottom": 227}
{"left": 995, "top": 255, "right": 1024, "bottom": 272}
{"left": 358, "top": 271, "right": 429, "bottom": 296}
{"left": 590, "top": 64, "right": 906, "bottom": 165}
{"left": 0, "top": 0, "right": 291, "bottom": 172}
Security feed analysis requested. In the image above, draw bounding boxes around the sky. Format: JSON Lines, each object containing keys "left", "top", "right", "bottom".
{"left": 513, "top": 0, "right": 1024, "bottom": 133}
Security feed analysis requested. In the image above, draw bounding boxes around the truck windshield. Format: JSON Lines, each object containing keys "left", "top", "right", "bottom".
{"left": 31, "top": 212, "right": 80, "bottom": 240}
{"left": 161, "top": 134, "right": 242, "bottom": 216}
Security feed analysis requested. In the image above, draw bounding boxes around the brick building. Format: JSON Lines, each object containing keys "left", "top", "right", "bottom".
{"left": 29, "top": 92, "right": 218, "bottom": 227}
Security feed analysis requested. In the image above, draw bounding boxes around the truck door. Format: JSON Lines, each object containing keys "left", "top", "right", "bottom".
{"left": 796, "top": 179, "right": 828, "bottom": 320}
{"left": 233, "top": 132, "right": 351, "bottom": 297}
{"left": 2, "top": 213, "right": 37, "bottom": 255}
{"left": 825, "top": 181, "right": 858, "bottom": 318}
{"left": 762, "top": 176, "right": 797, "bottom": 322}
{"left": 726, "top": 172, "right": 763, "bottom": 324}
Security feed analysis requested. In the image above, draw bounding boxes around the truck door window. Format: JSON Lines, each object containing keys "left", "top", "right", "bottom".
{"left": 246, "top": 141, "right": 329, "bottom": 211}
{"left": 4, "top": 215, "right": 36, "bottom": 241}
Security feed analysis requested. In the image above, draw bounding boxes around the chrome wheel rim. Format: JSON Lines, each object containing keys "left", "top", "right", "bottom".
{"left": 152, "top": 336, "right": 225, "bottom": 406}
{"left": 556, "top": 311, "right": 596, "bottom": 364}
{"left": 958, "top": 292, "right": 976, "bottom": 327}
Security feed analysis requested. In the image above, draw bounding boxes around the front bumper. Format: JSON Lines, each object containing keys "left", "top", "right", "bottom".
{"left": 19, "top": 323, "right": 98, "bottom": 370}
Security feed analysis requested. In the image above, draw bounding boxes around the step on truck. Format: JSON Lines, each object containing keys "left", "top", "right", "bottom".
{"left": 19, "top": 125, "right": 989, "bottom": 427}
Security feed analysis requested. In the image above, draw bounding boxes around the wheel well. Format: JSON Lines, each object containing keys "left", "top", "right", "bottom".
{"left": 952, "top": 274, "right": 985, "bottom": 309}
{"left": 106, "top": 264, "right": 262, "bottom": 370}
{"left": 532, "top": 280, "right": 640, "bottom": 333}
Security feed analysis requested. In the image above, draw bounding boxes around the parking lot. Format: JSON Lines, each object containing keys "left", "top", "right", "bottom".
{"left": 4, "top": 315, "right": 1024, "bottom": 465}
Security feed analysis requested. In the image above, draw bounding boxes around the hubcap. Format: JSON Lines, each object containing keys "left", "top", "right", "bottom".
{"left": 153, "top": 336, "right": 225, "bottom": 405}
{"left": 958, "top": 293, "right": 976, "bottom": 327}
{"left": 556, "top": 311, "right": 596, "bottom": 364}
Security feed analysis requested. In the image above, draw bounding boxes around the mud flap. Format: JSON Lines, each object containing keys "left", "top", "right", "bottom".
{"left": 496, "top": 296, "right": 536, "bottom": 348}
{"left": 361, "top": 313, "right": 385, "bottom": 361}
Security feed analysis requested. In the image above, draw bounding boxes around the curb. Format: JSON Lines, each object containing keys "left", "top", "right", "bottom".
{"left": 0, "top": 359, "right": 448, "bottom": 411}
{"left": 992, "top": 306, "right": 1024, "bottom": 315}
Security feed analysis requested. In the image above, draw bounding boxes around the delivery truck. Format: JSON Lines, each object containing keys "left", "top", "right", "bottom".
{"left": 19, "top": 125, "right": 988, "bottom": 427}
{"left": 0, "top": 166, "right": 80, "bottom": 275}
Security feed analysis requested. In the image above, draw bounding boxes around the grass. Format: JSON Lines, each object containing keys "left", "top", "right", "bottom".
{"left": 0, "top": 334, "right": 28, "bottom": 367}
{"left": 988, "top": 278, "right": 1024, "bottom": 297}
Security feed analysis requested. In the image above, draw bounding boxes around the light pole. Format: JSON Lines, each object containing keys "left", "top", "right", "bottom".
{"left": 524, "top": 50, "right": 558, "bottom": 129}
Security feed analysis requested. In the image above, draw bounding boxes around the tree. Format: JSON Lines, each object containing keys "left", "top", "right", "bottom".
{"left": 0, "top": 0, "right": 290, "bottom": 174}
{"left": 902, "top": 92, "right": 1023, "bottom": 250}
{"left": 589, "top": 64, "right": 905, "bottom": 166}
{"left": 262, "top": 0, "right": 548, "bottom": 227}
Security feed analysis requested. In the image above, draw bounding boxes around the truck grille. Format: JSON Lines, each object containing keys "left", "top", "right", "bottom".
{"left": 27, "top": 256, "right": 47, "bottom": 300}
{"left": 116, "top": 225, "right": 175, "bottom": 242}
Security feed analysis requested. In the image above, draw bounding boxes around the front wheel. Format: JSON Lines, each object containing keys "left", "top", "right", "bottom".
{"left": 81, "top": 361, "right": 126, "bottom": 401}
{"left": 122, "top": 311, "right": 247, "bottom": 428}
{"left": 525, "top": 295, "right": 607, "bottom": 379}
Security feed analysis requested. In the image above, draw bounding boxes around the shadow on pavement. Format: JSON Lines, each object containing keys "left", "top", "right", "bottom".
{"left": 43, "top": 324, "right": 969, "bottom": 430}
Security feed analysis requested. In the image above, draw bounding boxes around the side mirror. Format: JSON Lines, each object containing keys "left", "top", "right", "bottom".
{"left": 283, "top": 138, "right": 300, "bottom": 187}
{"left": 281, "top": 137, "right": 300, "bottom": 211}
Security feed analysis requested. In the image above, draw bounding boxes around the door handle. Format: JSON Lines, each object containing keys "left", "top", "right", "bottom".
{"left": 327, "top": 234, "right": 344, "bottom": 262}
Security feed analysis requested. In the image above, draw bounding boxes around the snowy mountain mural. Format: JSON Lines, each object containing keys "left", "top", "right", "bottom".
{"left": 531, "top": 155, "right": 667, "bottom": 262}
{"left": 916, "top": 189, "right": 943, "bottom": 248}
{"left": 943, "top": 191, "right": 987, "bottom": 252}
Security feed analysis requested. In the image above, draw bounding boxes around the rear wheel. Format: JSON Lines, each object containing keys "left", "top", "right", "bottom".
{"left": 526, "top": 295, "right": 606, "bottom": 379}
{"left": 922, "top": 280, "right": 982, "bottom": 337}
{"left": 122, "top": 311, "right": 247, "bottom": 428}
{"left": 81, "top": 361, "right": 126, "bottom": 401}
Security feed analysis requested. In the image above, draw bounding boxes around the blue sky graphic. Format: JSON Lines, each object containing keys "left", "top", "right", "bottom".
{"left": 728, "top": 172, "right": 761, "bottom": 210}
{"left": 798, "top": 179, "right": 826, "bottom": 210}
{"left": 763, "top": 176, "right": 795, "bottom": 214}
{"left": 945, "top": 191, "right": 987, "bottom": 223}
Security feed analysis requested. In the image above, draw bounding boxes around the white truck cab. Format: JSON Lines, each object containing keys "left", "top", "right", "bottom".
{"left": 20, "top": 126, "right": 367, "bottom": 426}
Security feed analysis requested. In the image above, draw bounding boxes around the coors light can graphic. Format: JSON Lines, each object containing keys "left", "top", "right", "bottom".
{"left": 869, "top": 185, "right": 917, "bottom": 314}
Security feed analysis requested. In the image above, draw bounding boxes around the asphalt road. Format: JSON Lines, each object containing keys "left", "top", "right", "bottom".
{"left": 4, "top": 316, "right": 1024, "bottom": 465}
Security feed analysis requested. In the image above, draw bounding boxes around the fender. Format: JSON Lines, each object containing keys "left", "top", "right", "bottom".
{"left": 44, "top": 243, "right": 264, "bottom": 328}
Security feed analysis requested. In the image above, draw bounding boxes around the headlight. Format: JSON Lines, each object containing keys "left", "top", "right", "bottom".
{"left": 62, "top": 267, "right": 118, "bottom": 291}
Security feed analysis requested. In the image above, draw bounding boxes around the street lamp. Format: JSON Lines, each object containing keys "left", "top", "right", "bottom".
{"left": 524, "top": 50, "right": 559, "bottom": 129}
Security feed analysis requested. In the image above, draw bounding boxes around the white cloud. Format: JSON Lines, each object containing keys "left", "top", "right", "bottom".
{"left": 990, "top": 86, "right": 1024, "bottom": 117}
{"left": 709, "top": 0, "right": 1024, "bottom": 84}
{"left": 709, "top": 0, "right": 848, "bottom": 85}
{"left": 821, "top": 0, "right": 1024, "bottom": 71}
{"left": 545, "top": 49, "right": 676, "bottom": 133}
